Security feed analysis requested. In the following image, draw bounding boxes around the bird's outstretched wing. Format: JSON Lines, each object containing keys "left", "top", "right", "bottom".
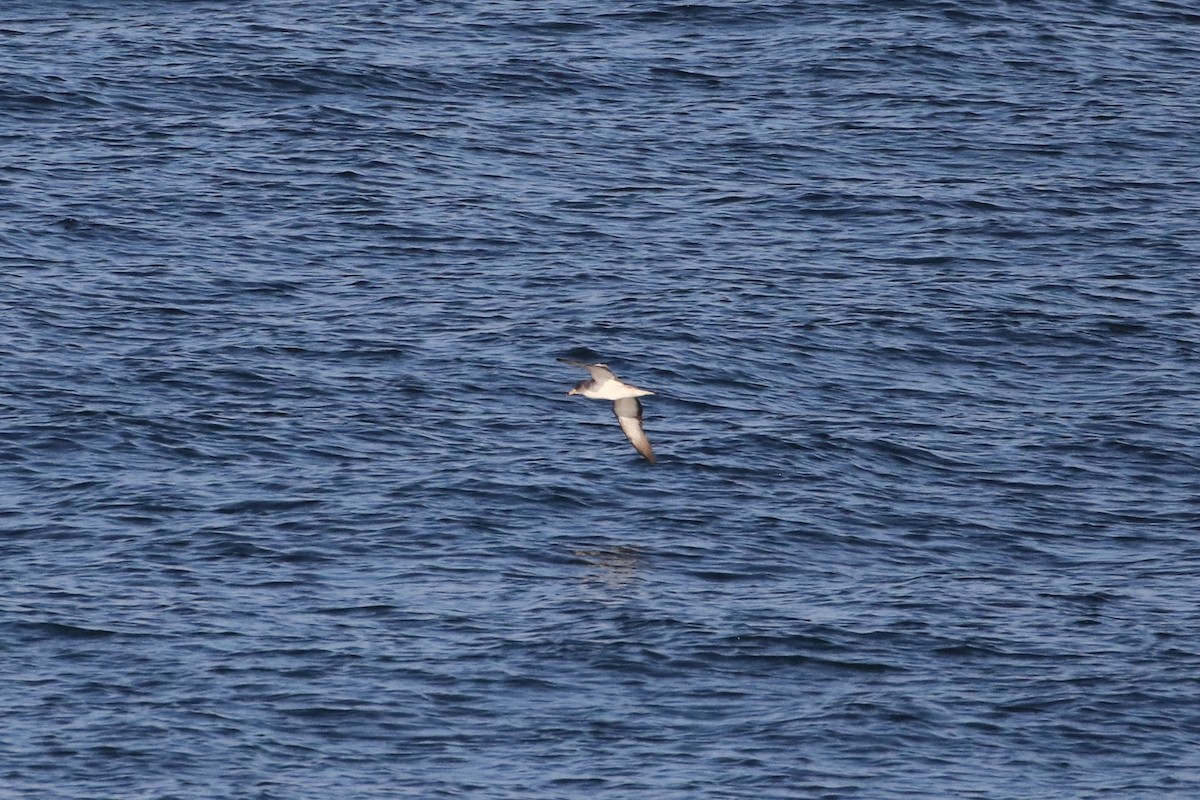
{"left": 613, "top": 397, "right": 656, "bottom": 463}
{"left": 557, "top": 358, "right": 616, "bottom": 383}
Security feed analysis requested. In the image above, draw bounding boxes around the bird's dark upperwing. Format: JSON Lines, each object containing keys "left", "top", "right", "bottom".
{"left": 613, "top": 397, "right": 656, "bottom": 463}
{"left": 558, "top": 358, "right": 616, "bottom": 383}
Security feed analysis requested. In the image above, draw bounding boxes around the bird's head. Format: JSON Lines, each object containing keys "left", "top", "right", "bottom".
{"left": 566, "top": 381, "right": 587, "bottom": 396}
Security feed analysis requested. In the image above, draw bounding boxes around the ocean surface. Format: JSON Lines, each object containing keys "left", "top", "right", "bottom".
{"left": 3, "top": 1, "right": 1199, "bottom": 798}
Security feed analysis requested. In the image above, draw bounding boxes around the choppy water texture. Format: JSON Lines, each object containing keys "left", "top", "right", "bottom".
{"left": 3, "top": 1, "right": 1200, "bottom": 797}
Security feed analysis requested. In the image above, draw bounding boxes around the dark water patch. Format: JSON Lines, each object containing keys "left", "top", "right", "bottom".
{"left": 17, "top": 622, "right": 119, "bottom": 639}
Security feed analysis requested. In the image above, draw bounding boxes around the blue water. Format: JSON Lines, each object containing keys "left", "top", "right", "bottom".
{"left": 3, "top": 1, "right": 1199, "bottom": 797}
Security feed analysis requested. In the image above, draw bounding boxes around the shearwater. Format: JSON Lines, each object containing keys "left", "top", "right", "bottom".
{"left": 559, "top": 358, "right": 656, "bottom": 463}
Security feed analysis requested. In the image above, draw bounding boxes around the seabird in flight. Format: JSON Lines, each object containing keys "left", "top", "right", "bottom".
{"left": 559, "top": 358, "right": 656, "bottom": 463}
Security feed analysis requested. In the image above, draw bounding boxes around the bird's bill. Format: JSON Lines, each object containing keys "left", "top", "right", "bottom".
{"left": 566, "top": 388, "right": 578, "bottom": 395}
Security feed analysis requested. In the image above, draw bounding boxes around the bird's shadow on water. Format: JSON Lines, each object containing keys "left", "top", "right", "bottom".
{"left": 569, "top": 544, "right": 646, "bottom": 592}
